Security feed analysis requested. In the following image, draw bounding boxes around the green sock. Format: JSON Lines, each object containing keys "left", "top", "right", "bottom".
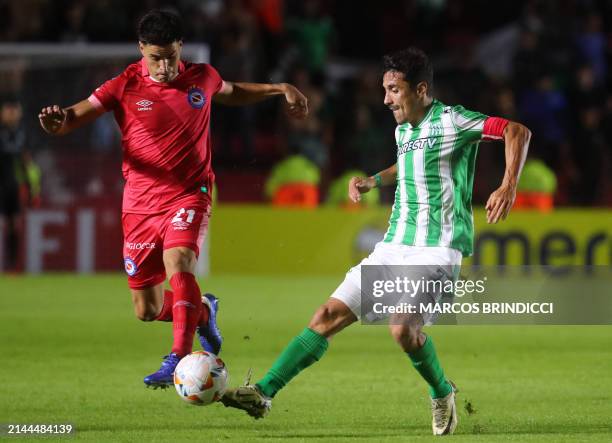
{"left": 256, "top": 327, "right": 329, "bottom": 398}
{"left": 408, "top": 335, "right": 452, "bottom": 399}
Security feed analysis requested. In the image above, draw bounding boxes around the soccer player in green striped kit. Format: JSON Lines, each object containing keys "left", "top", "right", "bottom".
{"left": 222, "top": 47, "right": 531, "bottom": 435}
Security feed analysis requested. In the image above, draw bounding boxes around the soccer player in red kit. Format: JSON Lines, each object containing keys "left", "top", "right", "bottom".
{"left": 38, "top": 9, "right": 308, "bottom": 388}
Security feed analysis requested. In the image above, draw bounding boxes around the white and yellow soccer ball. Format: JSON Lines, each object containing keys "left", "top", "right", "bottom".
{"left": 173, "top": 351, "right": 228, "bottom": 405}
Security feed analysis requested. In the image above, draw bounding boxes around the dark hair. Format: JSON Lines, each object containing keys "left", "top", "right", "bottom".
{"left": 137, "top": 9, "right": 183, "bottom": 45}
{"left": 382, "top": 47, "right": 433, "bottom": 90}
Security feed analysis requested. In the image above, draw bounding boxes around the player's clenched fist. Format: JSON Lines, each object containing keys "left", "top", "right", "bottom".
{"left": 348, "top": 176, "right": 375, "bottom": 203}
{"left": 39, "top": 105, "right": 67, "bottom": 134}
{"left": 282, "top": 83, "right": 308, "bottom": 119}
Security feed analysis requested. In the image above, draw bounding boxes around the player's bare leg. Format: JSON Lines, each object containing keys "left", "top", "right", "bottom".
{"left": 163, "top": 246, "right": 198, "bottom": 279}
{"left": 221, "top": 298, "right": 357, "bottom": 418}
{"left": 131, "top": 284, "right": 164, "bottom": 321}
{"left": 390, "top": 313, "right": 457, "bottom": 436}
{"left": 308, "top": 298, "right": 358, "bottom": 338}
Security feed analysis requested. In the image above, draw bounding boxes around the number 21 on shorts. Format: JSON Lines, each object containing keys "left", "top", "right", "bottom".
{"left": 171, "top": 207, "right": 196, "bottom": 230}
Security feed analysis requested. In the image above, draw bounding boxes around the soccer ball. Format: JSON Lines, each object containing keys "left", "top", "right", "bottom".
{"left": 173, "top": 351, "right": 228, "bottom": 405}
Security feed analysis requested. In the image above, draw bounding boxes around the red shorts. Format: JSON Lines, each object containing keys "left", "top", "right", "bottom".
{"left": 122, "top": 196, "right": 211, "bottom": 289}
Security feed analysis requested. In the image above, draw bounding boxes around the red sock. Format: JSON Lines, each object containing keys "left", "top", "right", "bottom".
{"left": 169, "top": 272, "right": 202, "bottom": 357}
{"left": 155, "top": 289, "right": 210, "bottom": 325}
{"left": 155, "top": 290, "right": 174, "bottom": 322}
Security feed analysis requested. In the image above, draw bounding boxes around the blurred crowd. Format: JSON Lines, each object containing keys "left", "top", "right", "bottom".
{"left": 1, "top": 0, "right": 612, "bottom": 206}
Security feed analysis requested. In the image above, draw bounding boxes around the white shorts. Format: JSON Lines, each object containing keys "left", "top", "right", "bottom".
{"left": 330, "top": 242, "right": 462, "bottom": 324}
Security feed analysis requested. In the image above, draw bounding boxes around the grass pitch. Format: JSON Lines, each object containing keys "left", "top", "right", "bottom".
{"left": 0, "top": 274, "right": 610, "bottom": 442}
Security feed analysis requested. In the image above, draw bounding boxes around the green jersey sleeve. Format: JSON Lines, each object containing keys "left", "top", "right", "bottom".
{"left": 449, "top": 105, "right": 488, "bottom": 144}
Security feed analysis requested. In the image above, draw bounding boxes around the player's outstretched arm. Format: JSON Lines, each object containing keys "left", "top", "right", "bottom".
{"left": 348, "top": 163, "right": 397, "bottom": 203}
{"left": 485, "top": 121, "right": 531, "bottom": 224}
{"left": 213, "top": 81, "right": 308, "bottom": 119}
{"left": 39, "top": 99, "right": 104, "bottom": 136}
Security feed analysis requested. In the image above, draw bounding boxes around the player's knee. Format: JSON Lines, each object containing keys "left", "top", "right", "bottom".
{"left": 308, "top": 305, "right": 336, "bottom": 336}
{"left": 164, "top": 252, "right": 192, "bottom": 269}
{"left": 308, "top": 301, "right": 354, "bottom": 338}
{"left": 389, "top": 322, "right": 422, "bottom": 351}
{"left": 131, "top": 285, "right": 164, "bottom": 322}
{"left": 163, "top": 247, "right": 197, "bottom": 275}
{"left": 134, "top": 305, "right": 157, "bottom": 322}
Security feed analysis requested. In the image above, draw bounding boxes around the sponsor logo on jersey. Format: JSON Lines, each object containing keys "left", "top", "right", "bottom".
{"left": 125, "top": 242, "right": 156, "bottom": 250}
{"left": 136, "top": 99, "right": 153, "bottom": 111}
{"left": 397, "top": 137, "right": 437, "bottom": 156}
{"left": 124, "top": 257, "right": 138, "bottom": 276}
{"left": 187, "top": 86, "right": 206, "bottom": 109}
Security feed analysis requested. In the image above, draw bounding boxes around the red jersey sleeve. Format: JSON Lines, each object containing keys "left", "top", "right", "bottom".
{"left": 88, "top": 76, "right": 125, "bottom": 112}
{"left": 482, "top": 116, "right": 509, "bottom": 141}
{"left": 204, "top": 64, "right": 224, "bottom": 95}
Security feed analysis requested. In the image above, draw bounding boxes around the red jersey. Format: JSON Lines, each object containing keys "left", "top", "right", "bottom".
{"left": 88, "top": 58, "right": 223, "bottom": 214}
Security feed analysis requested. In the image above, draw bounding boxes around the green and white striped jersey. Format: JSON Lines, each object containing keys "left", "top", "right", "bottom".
{"left": 383, "top": 99, "right": 489, "bottom": 257}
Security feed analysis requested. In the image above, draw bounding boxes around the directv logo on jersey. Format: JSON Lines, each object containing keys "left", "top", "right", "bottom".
{"left": 397, "top": 137, "right": 437, "bottom": 156}
{"left": 136, "top": 99, "right": 153, "bottom": 111}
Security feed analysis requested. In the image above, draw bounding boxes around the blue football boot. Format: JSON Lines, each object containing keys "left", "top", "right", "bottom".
{"left": 143, "top": 353, "right": 181, "bottom": 388}
{"left": 197, "top": 293, "right": 223, "bottom": 355}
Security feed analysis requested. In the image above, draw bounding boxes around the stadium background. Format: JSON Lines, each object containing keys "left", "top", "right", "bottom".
{"left": 0, "top": 0, "right": 611, "bottom": 273}
{"left": 0, "top": 1, "right": 611, "bottom": 442}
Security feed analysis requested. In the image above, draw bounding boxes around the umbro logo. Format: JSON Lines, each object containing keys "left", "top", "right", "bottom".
{"left": 136, "top": 99, "right": 153, "bottom": 111}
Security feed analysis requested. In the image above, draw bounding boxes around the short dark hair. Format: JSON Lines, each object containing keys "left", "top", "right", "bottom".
{"left": 382, "top": 47, "right": 433, "bottom": 90}
{"left": 137, "top": 9, "right": 183, "bottom": 45}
